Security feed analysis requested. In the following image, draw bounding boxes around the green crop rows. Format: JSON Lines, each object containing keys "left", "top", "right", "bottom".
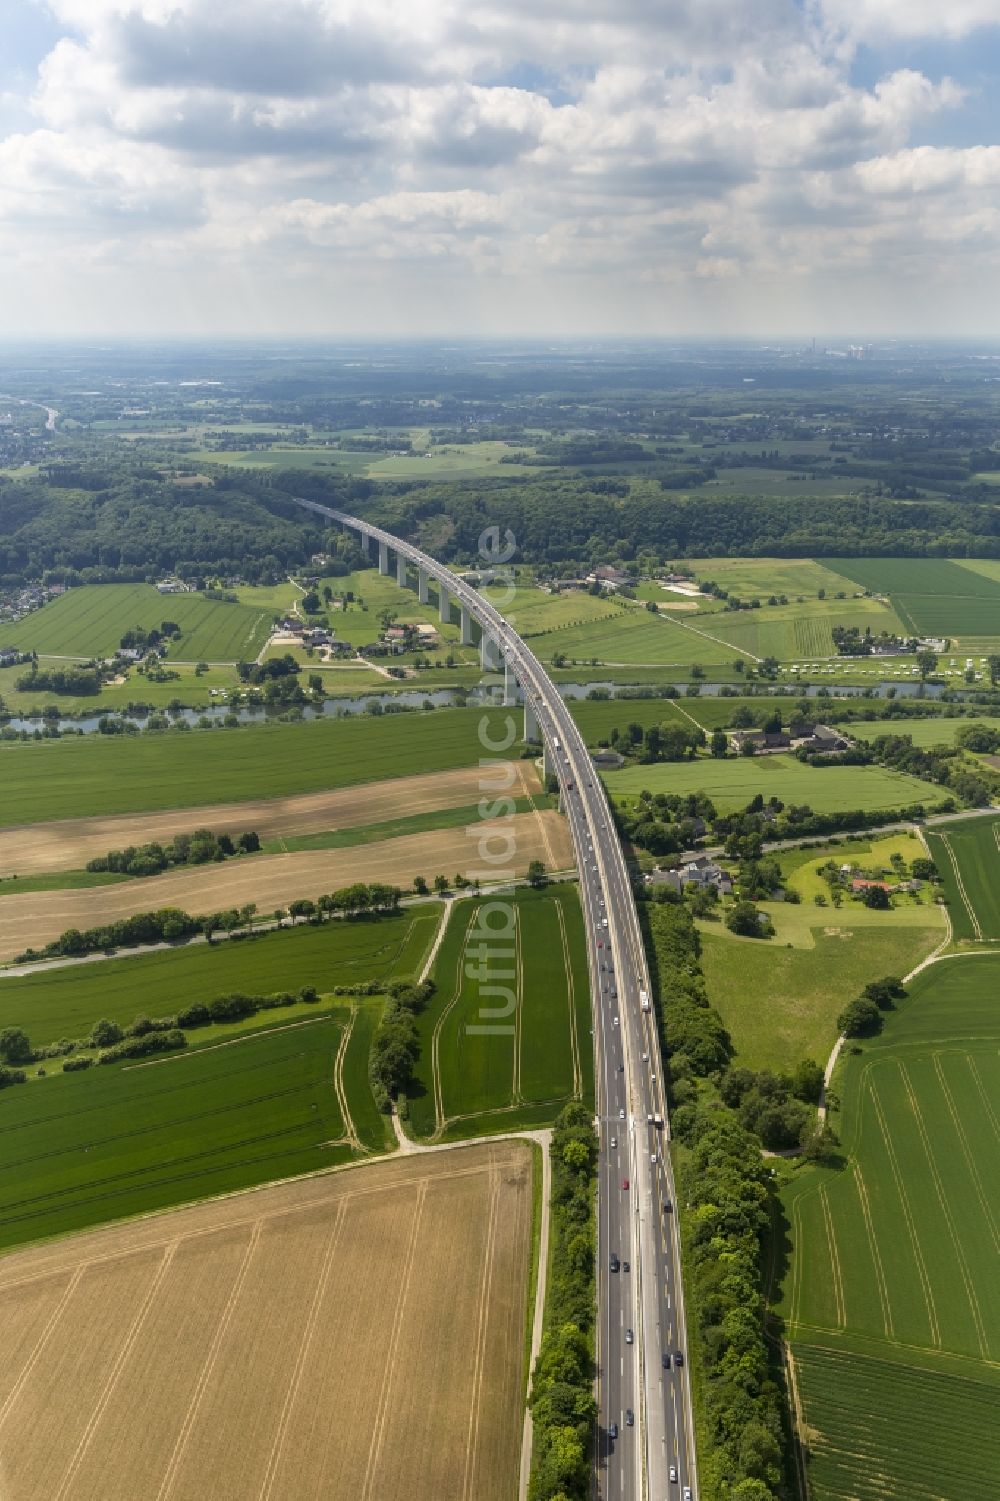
{"left": 0, "top": 1018, "right": 356, "bottom": 1253}
{"left": 780, "top": 955, "right": 1000, "bottom": 1497}
{"left": 826, "top": 558, "right": 1000, "bottom": 635}
{"left": 408, "top": 885, "right": 593, "bottom": 1140}
{"left": 603, "top": 755, "right": 942, "bottom": 813}
{"left": 0, "top": 583, "right": 272, "bottom": 662}
{"left": 792, "top": 1341, "right": 1000, "bottom": 1501}
{"left": 0, "top": 706, "right": 515, "bottom": 825}
{"left": 0, "top": 907, "right": 441, "bottom": 1045}
{"left": 925, "top": 813, "right": 1000, "bottom": 943}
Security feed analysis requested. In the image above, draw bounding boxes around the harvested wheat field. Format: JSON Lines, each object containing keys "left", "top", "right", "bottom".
{"left": 0, "top": 763, "right": 544, "bottom": 877}
{"left": 0, "top": 811, "right": 572, "bottom": 961}
{"left": 0, "top": 1140, "right": 533, "bottom": 1501}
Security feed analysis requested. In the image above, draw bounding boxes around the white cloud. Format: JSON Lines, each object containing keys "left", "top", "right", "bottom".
{"left": 0, "top": 0, "right": 996, "bottom": 333}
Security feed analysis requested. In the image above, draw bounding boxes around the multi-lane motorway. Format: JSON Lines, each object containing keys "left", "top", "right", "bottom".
{"left": 292, "top": 499, "right": 698, "bottom": 1499}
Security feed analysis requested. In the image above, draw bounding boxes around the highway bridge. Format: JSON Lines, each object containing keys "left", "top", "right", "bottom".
{"left": 292, "top": 498, "right": 699, "bottom": 1501}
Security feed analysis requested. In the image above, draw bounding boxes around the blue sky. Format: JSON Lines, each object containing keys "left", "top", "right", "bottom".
{"left": 0, "top": 0, "right": 999, "bottom": 338}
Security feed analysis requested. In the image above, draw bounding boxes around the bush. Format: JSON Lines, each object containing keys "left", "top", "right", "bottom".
{"left": 837, "top": 996, "right": 883, "bottom": 1037}
{"left": 98, "top": 1030, "right": 187, "bottom": 1063}
{"left": 0, "top": 1027, "right": 33, "bottom": 1065}
{"left": 0, "top": 1065, "right": 27, "bottom": 1088}
{"left": 63, "top": 1057, "right": 94, "bottom": 1073}
{"left": 89, "top": 1017, "right": 124, "bottom": 1048}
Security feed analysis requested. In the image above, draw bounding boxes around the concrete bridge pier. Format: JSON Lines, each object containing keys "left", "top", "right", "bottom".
{"left": 542, "top": 738, "right": 554, "bottom": 781}
{"left": 503, "top": 658, "right": 520, "bottom": 707}
{"left": 460, "top": 606, "right": 474, "bottom": 646}
{"left": 396, "top": 553, "right": 408, "bottom": 588}
{"left": 418, "top": 568, "right": 429, "bottom": 604}
{"left": 524, "top": 699, "right": 539, "bottom": 743}
{"left": 378, "top": 540, "right": 389, "bottom": 575}
{"left": 360, "top": 531, "right": 370, "bottom": 557}
{"left": 439, "top": 586, "right": 450, "bottom": 624}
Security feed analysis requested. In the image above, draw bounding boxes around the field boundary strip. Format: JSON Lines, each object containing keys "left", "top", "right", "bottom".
{"left": 513, "top": 906, "right": 524, "bottom": 1106}
{"left": 430, "top": 906, "right": 472, "bottom": 1136}
{"left": 154, "top": 1219, "right": 264, "bottom": 1501}
{"left": 555, "top": 895, "right": 583, "bottom": 1098}
{"left": 0, "top": 1264, "right": 86, "bottom": 1431}
{"left": 359, "top": 1182, "right": 428, "bottom": 1501}
{"left": 52, "top": 1242, "right": 179, "bottom": 1501}
{"left": 896, "top": 1060, "right": 989, "bottom": 1358}
{"left": 967, "top": 1056, "right": 1000, "bottom": 1144}
{"left": 932, "top": 830, "right": 983, "bottom": 942}
{"left": 461, "top": 1155, "right": 502, "bottom": 1501}
{"left": 818, "top": 1187, "right": 846, "bottom": 1328}
{"left": 865, "top": 1067, "right": 941, "bottom": 1348}
{"left": 852, "top": 1165, "right": 894, "bottom": 1339}
{"left": 258, "top": 1199, "right": 348, "bottom": 1501}
{"left": 333, "top": 1006, "right": 364, "bottom": 1154}
{"left": 931, "top": 1053, "right": 1000, "bottom": 1253}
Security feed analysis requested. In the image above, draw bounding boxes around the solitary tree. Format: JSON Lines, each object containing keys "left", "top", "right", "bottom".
{"left": 527, "top": 859, "right": 548, "bottom": 888}
{"left": 916, "top": 649, "right": 938, "bottom": 680}
{"left": 0, "top": 1027, "right": 32, "bottom": 1065}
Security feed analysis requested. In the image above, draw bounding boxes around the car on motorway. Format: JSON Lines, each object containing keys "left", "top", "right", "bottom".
{"left": 622, "top": 1260, "right": 630, "bottom": 1272}
{"left": 610, "top": 1253, "right": 620, "bottom": 1272}
{"left": 669, "top": 1463, "right": 677, "bottom": 1483}
{"left": 622, "top": 1178, "right": 629, "bottom": 1190}
{"left": 675, "top": 1350, "right": 684, "bottom": 1366}
{"left": 683, "top": 1488, "right": 692, "bottom": 1501}
{"left": 663, "top": 1197, "right": 673, "bottom": 1213}
{"left": 610, "top": 1135, "right": 617, "bottom": 1148}
{"left": 608, "top": 1422, "right": 618, "bottom": 1441}
{"left": 619, "top": 1107, "right": 625, "bottom": 1119}
{"left": 625, "top": 1408, "right": 634, "bottom": 1427}
{"left": 662, "top": 1352, "right": 671, "bottom": 1370}
{"left": 625, "top": 1328, "right": 634, "bottom": 1345}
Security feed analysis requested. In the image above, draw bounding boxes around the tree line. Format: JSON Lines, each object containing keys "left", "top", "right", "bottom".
{"left": 86, "top": 827, "right": 260, "bottom": 877}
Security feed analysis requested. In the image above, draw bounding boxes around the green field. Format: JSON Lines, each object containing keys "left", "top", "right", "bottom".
{"left": 703, "top": 596, "right": 907, "bottom": 660}
{"left": 924, "top": 813, "right": 1000, "bottom": 943}
{"left": 480, "top": 583, "right": 625, "bottom": 638}
{"left": 0, "top": 660, "right": 239, "bottom": 714}
{"left": 700, "top": 921, "right": 940, "bottom": 1074}
{"left": 827, "top": 558, "right": 1000, "bottom": 636}
{"left": 0, "top": 907, "right": 441, "bottom": 1046}
{"left": 603, "top": 753, "right": 942, "bottom": 814}
{"left": 849, "top": 715, "right": 1000, "bottom": 747}
{"left": 407, "top": 886, "right": 593, "bottom": 1140}
{"left": 778, "top": 955, "right": 1000, "bottom": 1499}
{"left": 0, "top": 584, "right": 273, "bottom": 662}
{"left": 0, "top": 1015, "right": 358, "bottom": 1253}
{"left": 532, "top": 609, "right": 735, "bottom": 666}
{"left": 684, "top": 558, "right": 866, "bottom": 600}
{"left": 0, "top": 706, "right": 514, "bottom": 825}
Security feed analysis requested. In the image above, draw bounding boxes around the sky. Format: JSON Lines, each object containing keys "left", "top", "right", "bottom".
{"left": 1, "top": 0, "right": 1000, "bottom": 339}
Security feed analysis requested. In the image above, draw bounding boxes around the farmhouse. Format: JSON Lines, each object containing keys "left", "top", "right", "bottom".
{"left": 586, "top": 564, "right": 631, "bottom": 590}
{"left": 648, "top": 856, "right": 733, "bottom": 897}
{"left": 850, "top": 878, "right": 892, "bottom": 894}
{"left": 794, "top": 723, "right": 853, "bottom": 754}
{"left": 729, "top": 729, "right": 792, "bottom": 753}
{"left": 591, "top": 748, "right": 626, "bottom": 769}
